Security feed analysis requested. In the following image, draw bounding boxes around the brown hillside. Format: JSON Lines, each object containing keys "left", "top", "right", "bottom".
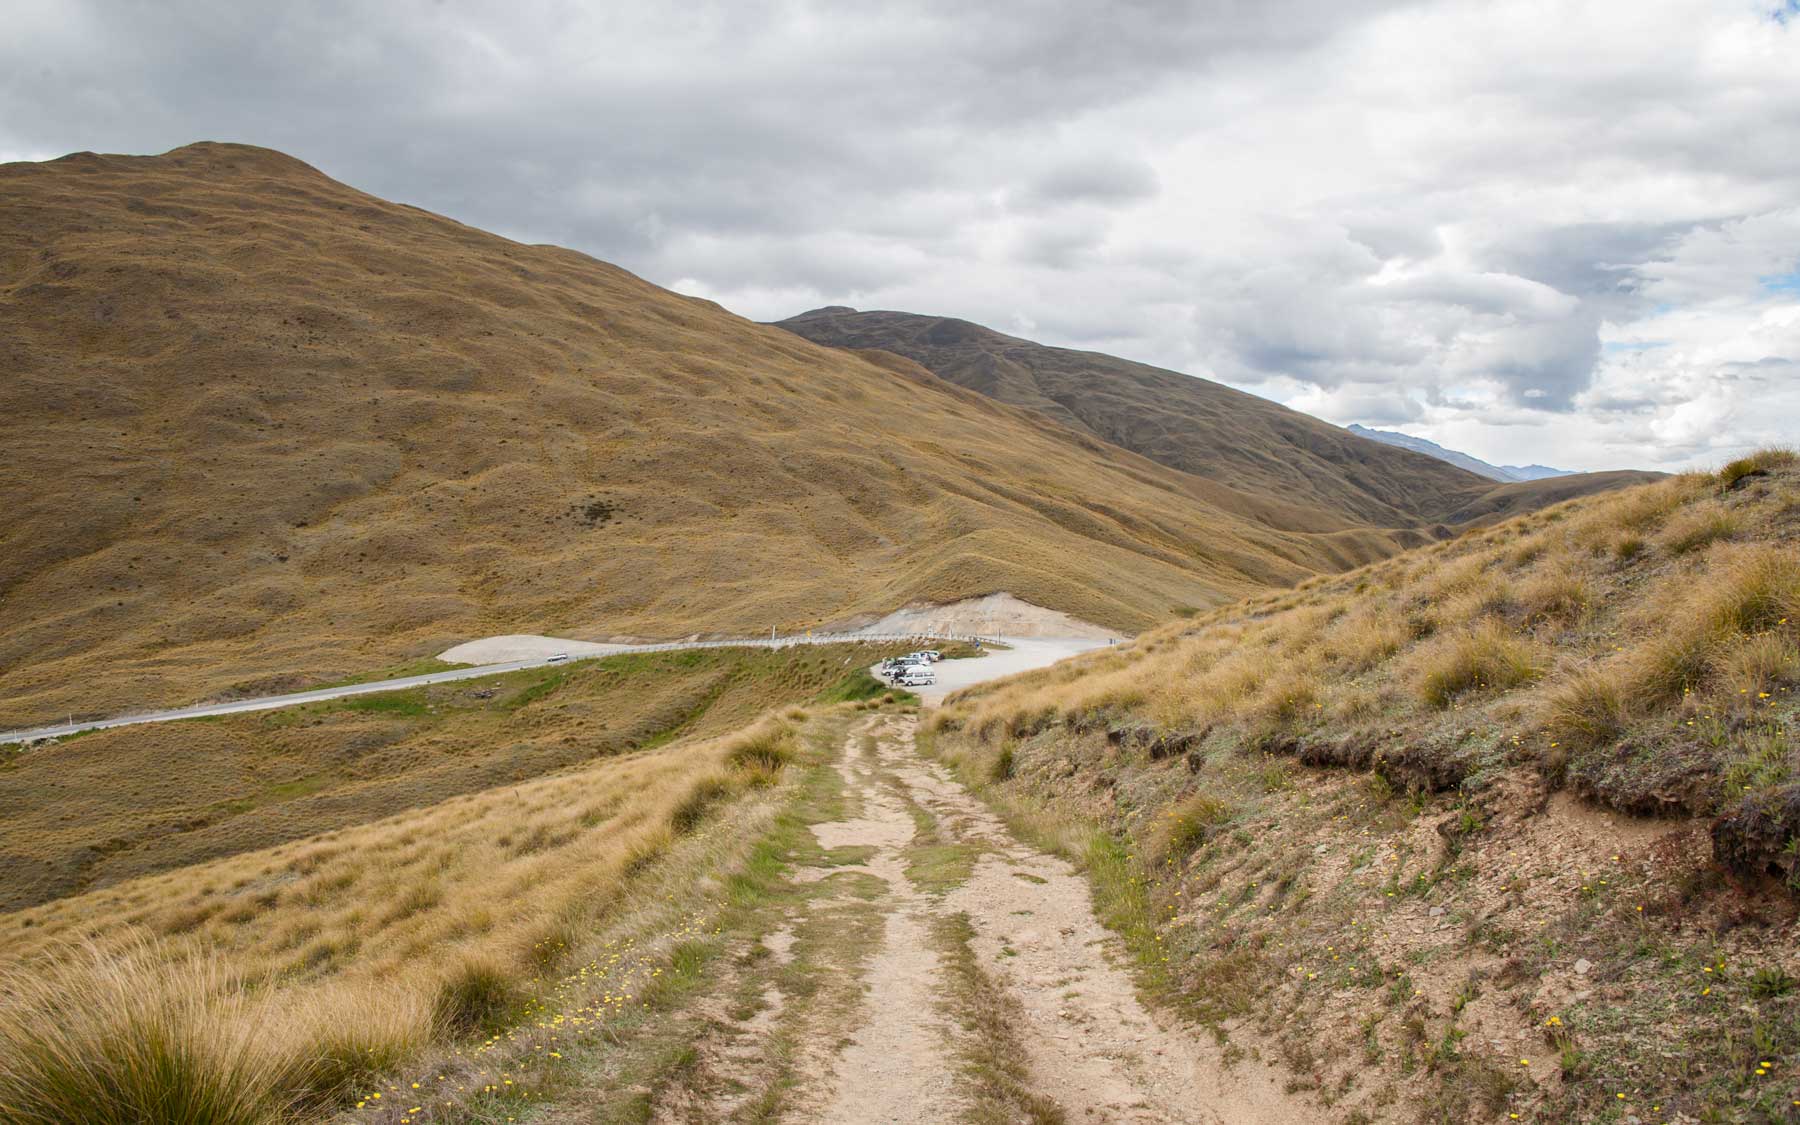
{"left": 774, "top": 306, "right": 1657, "bottom": 529}
{"left": 3, "top": 142, "right": 1468, "bottom": 728}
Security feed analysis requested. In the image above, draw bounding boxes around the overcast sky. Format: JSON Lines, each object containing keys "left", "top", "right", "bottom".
{"left": 6, "top": 0, "right": 1799, "bottom": 471}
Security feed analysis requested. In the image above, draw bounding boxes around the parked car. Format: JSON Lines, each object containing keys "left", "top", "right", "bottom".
{"left": 546, "top": 653, "right": 570, "bottom": 664}
{"left": 897, "top": 670, "right": 934, "bottom": 687}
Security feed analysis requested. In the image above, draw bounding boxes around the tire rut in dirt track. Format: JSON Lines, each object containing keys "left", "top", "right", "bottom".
{"left": 784, "top": 712, "right": 1314, "bottom": 1124}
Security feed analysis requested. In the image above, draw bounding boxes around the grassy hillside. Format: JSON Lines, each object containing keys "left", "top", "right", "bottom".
{"left": 4, "top": 144, "right": 1532, "bottom": 730}
{"left": 930, "top": 451, "right": 1799, "bottom": 1121}
{"left": 0, "top": 696, "right": 842, "bottom": 1122}
{"left": 0, "top": 642, "right": 909, "bottom": 914}
{"left": 1, "top": 145, "right": 1656, "bottom": 729}
{"left": 774, "top": 306, "right": 1658, "bottom": 531}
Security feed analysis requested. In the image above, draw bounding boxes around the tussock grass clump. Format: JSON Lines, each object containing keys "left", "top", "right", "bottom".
{"left": 1719, "top": 633, "right": 1800, "bottom": 697}
{"left": 669, "top": 774, "right": 737, "bottom": 834}
{"left": 1411, "top": 621, "right": 1546, "bottom": 707}
{"left": 431, "top": 956, "right": 526, "bottom": 1038}
{"left": 1244, "top": 666, "right": 1322, "bottom": 736}
{"left": 1718, "top": 447, "right": 1797, "bottom": 489}
{"left": 1693, "top": 544, "right": 1800, "bottom": 637}
{"left": 1628, "top": 627, "right": 1718, "bottom": 703}
{"left": 1614, "top": 543, "right": 1800, "bottom": 704}
{"left": 286, "top": 985, "right": 432, "bottom": 1109}
{"left": 1516, "top": 561, "right": 1592, "bottom": 627}
{"left": 1658, "top": 505, "right": 1741, "bottom": 554}
{"left": 1541, "top": 666, "right": 1631, "bottom": 754}
{"left": 0, "top": 947, "right": 288, "bottom": 1125}
{"left": 1321, "top": 608, "right": 1408, "bottom": 671}
{"left": 621, "top": 824, "right": 677, "bottom": 877}
{"left": 0, "top": 944, "right": 431, "bottom": 1123}
{"left": 992, "top": 744, "right": 1016, "bottom": 782}
{"left": 724, "top": 720, "right": 797, "bottom": 782}
{"left": 1154, "top": 793, "right": 1236, "bottom": 862}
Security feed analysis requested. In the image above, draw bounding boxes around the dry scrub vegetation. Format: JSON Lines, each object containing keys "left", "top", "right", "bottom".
{"left": 932, "top": 452, "right": 1800, "bottom": 1121}
{"left": 950, "top": 450, "right": 1800, "bottom": 855}
{"left": 0, "top": 643, "right": 904, "bottom": 913}
{"left": 0, "top": 709, "right": 806, "bottom": 1123}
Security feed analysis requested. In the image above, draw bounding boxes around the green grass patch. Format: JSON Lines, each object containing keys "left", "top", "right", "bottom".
{"left": 931, "top": 912, "right": 1067, "bottom": 1124}
{"left": 906, "top": 842, "right": 978, "bottom": 894}
{"left": 813, "top": 668, "right": 890, "bottom": 704}
{"left": 502, "top": 669, "right": 568, "bottom": 711}
{"left": 316, "top": 657, "right": 458, "bottom": 689}
{"left": 329, "top": 689, "right": 432, "bottom": 718}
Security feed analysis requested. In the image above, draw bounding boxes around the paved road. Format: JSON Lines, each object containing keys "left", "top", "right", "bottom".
{"left": 0, "top": 630, "right": 1051, "bottom": 746}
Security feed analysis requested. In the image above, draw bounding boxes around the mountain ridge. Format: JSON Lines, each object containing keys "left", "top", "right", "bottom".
{"left": 774, "top": 305, "right": 1648, "bottom": 531}
{"left": 1345, "top": 422, "right": 1574, "bottom": 483}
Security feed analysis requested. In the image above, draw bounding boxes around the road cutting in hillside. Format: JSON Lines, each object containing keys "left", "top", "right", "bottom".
{"left": 674, "top": 711, "right": 1313, "bottom": 1124}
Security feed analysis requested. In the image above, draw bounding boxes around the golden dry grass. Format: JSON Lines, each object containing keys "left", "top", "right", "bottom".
{"left": 0, "top": 643, "right": 899, "bottom": 913}
{"left": 925, "top": 456, "right": 1800, "bottom": 1122}
{"left": 943, "top": 454, "right": 1799, "bottom": 832}
{"left": 0, "top": 706, "right": 809, "bottom": 1120}
{"left": 0, "top": 941, "right": 434, "bottom": 1123}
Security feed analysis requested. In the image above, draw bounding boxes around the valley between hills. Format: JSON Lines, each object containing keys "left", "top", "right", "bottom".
{"left": 1, "top": 142, "right": 1793, "bottom": 1125}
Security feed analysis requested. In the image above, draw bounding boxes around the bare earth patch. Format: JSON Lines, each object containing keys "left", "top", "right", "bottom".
{"left": 761, "top": 713, "right": 1314, "bottom": 1123}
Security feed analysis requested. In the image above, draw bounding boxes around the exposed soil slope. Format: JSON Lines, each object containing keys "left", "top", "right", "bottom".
{"left": 775, "top": 306, "right": 1658, "bottom": 529}
{"left": 3, "top": 142, "right": 1429, "bottom": 726}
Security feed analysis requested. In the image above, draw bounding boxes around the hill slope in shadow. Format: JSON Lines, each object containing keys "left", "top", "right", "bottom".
{"left": 775, "top": 307, "right": 1654, "bottom": 530}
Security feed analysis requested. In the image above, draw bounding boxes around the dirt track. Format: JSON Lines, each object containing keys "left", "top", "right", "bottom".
{"left": 692, "top": 712, "right": 1316, "bottom": 1123}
